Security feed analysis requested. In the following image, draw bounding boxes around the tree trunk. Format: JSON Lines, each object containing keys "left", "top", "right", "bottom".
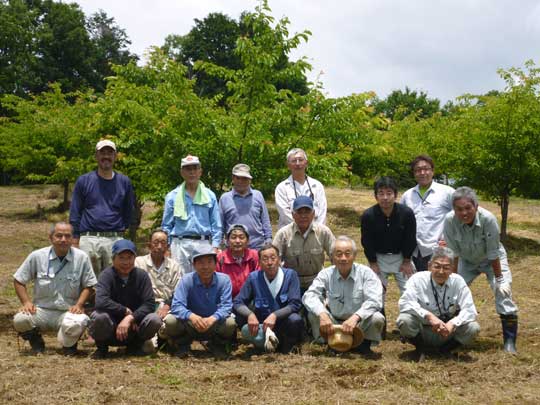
{"left": 62, "top": 180, "right": 69, "bottom": 211}
{"left": 500, "top": 192, "right": 509, "bottom": 242}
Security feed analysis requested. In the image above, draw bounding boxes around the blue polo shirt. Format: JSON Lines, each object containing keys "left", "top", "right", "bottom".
{"left": 170, "top": 272, "right": 232, "bottom": 322}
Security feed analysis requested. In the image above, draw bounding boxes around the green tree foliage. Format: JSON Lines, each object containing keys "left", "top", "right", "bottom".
{"left": 0, "top": 84, "right": 98, "bottom": 208}
{"left": 161, "top": 9, "right": 309, "bottom": 100}
{"left": 373, "top": 86, "right": 440, "bottom": 121}
{"left": 449, "top": 61, "right": 540, "bottom": 239}
{"left": 0, "top": 0, "right": 136, "bottom": 97}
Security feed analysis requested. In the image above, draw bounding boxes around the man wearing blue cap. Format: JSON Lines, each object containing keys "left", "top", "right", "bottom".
{"left": 163, "top": 244, "right": 236, "bottom": 358}
{"left": 89, "top": 239, "right": 161, "bottom": 358}
{"left": 273, "top": 196, "right": 335, "bottom": 292}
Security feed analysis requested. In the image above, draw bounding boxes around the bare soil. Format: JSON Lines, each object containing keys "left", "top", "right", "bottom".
{"left": 1, "top": 185, "right": 539, "bottom": 405}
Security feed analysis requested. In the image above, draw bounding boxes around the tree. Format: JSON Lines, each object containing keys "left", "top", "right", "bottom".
{"left": 373, "top": 87, "right": 440, "bottom": 121}
{"left": 0, "top": 0, "right": 136, "bottom": 97}
{"left": 161, "top": 9, "right": 309, "bottom": 100}
{"left": 448, "top": 61, "right": 540, "bottom": 240}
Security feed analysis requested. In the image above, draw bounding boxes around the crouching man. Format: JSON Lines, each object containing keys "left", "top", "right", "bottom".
{"left": 163, "top": 245, "right": 236, "bottom": 358}
{"left": 397, "top": 247, "right": 480, "bottom": 358}
{"left": 89, "top": 239, "right": 161, "bottom": 358}
{"left": 13, "top": 222, "right": 97, "bottom": 355}
{"left": 234, "top": 244, "right": 303, "bottom": 354}
{"left": 303, "top": 236, "right": 385, "bottom": 355}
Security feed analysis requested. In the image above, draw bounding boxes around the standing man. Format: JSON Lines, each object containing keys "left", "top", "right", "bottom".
{"left": 69, "top": 139, "right": 136, "bottom": 276}
{"left": 219, "top": 163, "right": 272, "bottom": 250}
{"left": 13, "top": 222, "right": 97, "bottom": 355}
{"left": 303, "top": 236, "right": 385, "bottom": 355}
{"left": 361, "top": 176, "right": 417, "bottom": 297}
{"left": 90, "top": 239, "right": 161, "bottom": 358}
{"left": 163, "top": 245, "right": 236, "bottom": 358}
{"left": 401, "top": 155, "right": 454, "bottom": 272}
{"left": 444, "top": 187, "right": 519, "bottom": 354}
{"left": 273, "top": 196, "right": 335, "bottom": 292}
{"left": 275, "top": 148, "right": 327, "bottom": 229}
{"left": 397, "top": 247, "right": 480, "bottom": 358}
{"left": 162, "top": 155, "right": 222, "bottom": 273}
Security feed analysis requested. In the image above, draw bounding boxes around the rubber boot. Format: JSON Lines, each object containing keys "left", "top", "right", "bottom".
{"left": 500, "top": 314, "right": 518, "bottom": 354}
{"left": 407, "top": 333, "right": 425, "bottom": 361}
{"left": 20, "top": 328, "right": 45, "bottom": 354}
{"left": 380, "top": 307, "right": 387, "bottom": 340}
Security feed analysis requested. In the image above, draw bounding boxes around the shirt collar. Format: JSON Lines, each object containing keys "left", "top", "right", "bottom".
{"left": 292, "top": 221, "right": 314, "bottom": 237}
{"left": 222, "top": 249, "right": 253, "bottom": 264}
{"left": 335, "top": 263, "right": 358, "bottom": 281}
{"left": 49, "top": 247, "right": 73, "bottom": 262}
{"left": 232, "top": 187, "right": 253, "bottom": 197}
{"left": 194, "top": 272, "right": 217, "bottom": 288}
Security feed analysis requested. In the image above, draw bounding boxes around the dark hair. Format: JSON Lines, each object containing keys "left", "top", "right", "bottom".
{"left": 149, "top": 228, "right": 168, "bottom": 241}
{"left": 374, "top": 176, "right": 398, "bottom": 196}
{"left": 410, "top": 155, "right": 434, "bottom": 172}
{"left": 258, "top": 243, "right": 280, "bottom": 259}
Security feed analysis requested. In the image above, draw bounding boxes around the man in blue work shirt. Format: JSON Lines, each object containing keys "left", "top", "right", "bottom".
{"left": 163, "top": 245, "right": 236, "bottom": 358}
{"left": 162, "top": 155, "right": 222, "bottom": 273}
{"left": 219, "top": 163, "right": 272, "bottom": 250}
{"left": 69, "top": 139, "right": 135, "bottom": 276}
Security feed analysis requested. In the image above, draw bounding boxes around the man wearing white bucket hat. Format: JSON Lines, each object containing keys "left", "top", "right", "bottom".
{"left": 13, "top": 222, "right": 97, "bottom": 355}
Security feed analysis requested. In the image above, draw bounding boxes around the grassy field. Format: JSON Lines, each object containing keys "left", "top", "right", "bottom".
{"left": 1, "top": 185, "right": 539, "bottom": 404}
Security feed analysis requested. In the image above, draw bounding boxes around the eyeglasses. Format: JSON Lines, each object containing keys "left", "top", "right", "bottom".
{"left": 414, "top": 166, "right": 433, "bottom": 174}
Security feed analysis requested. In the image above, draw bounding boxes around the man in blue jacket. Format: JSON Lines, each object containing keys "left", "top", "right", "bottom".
{"left": 234, "top": 243, "right": 303, "bottom": 354}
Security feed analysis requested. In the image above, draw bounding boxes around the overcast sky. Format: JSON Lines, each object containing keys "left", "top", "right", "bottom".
{"left": 75, "top": 0, "right": 540, "bottom": 103}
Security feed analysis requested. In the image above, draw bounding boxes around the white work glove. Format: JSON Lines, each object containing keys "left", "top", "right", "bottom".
{"left": 495, "top": 275, "right": 512, "bottom": 298}
{"left": 264, "top": 328, "right": 279, "bottom": 352}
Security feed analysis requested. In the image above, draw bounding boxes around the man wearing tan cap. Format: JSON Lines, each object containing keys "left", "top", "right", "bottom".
{"left": 162, "top": 155, "right": 222, "bottom": 273}
{"left": 219, "top": 163, "right": 272, "bottom": 250}
{"left": 69, "top": 139, "right": 136, "bottom": 276}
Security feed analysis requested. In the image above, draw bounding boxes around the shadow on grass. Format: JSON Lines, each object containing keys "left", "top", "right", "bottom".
{"left": 327, "top": 207, "right": 361, "bottom": 229}
{"left": 504, "top": 234, "right": 540, "bottom": 257}
{"left": 0, "top": 201, "right": 67, "bottom": 221}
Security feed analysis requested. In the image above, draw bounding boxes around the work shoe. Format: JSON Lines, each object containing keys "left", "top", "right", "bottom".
{"left": 91, "top": 346, "right": 109, "bottom": 360}
{"left": 62, "top": 344, "right": 78, "bottom": 356}
{"left": 439, "top": 338, "right": 462, "bottom": 355}
{"left": 206, "top": 341, "right": 230, "bottom": 360}
{"left": 174, "top": 344, "right": 190, "bottom": 359}
{"left": 355, "top": 339, "right": 374, "bottom": 356}
{"left": 126, "top": 343, "right": 147, "bottom": 356}
{"left": 142, "top": 336, "right": 159, "bottom": 354}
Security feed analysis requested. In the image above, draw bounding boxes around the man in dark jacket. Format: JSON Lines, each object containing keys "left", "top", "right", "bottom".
{"left": 89, "top": 239, "right": 161, "bottom": 358}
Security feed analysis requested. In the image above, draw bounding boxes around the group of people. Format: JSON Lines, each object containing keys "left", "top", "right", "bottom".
{"left": 12, "top": 140, "right": 519, "bottom": 360}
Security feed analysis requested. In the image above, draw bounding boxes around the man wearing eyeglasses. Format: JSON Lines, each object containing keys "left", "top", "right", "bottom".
{"left": 273, "top": 196, "right": 335, "bottom": 293}
{"left": 401, "top": 155, "right": 455, "bottom": 272}
{"left": 397, "top": 247, "right": 480, "bottom": 359}
{"left": 275, "top": 148, "right": 327, "bottom": 229}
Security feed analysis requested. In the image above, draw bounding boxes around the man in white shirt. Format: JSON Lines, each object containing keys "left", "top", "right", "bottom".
{"left": 303, "top": 236, "right": 385, "bottom": 355}
{"left": 397, "top": 246, "right": 480, "bottom": 358}
{"left": 401, "top": 155, "right": 454, "bottom": 271}
{"left": 275, "top": 148, "right": 327, "bottom": 229}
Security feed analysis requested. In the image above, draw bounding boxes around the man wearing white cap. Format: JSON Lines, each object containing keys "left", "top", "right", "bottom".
{"left": 69, "top": 139, "right": 136, "bottom": 276}
{"left": 275, "top": 148, "right": 327, "bottom": 229}
{"left": 219, "top": 163, "right": 272, "bottom": 250}
{"left": 12, "top": 222, "right": 97, "bottom": 355}
{"left": 162, "top": 155, "right": 222, "bottom": 273}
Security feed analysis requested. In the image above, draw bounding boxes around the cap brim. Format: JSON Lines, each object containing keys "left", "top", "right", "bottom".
{"left": 191, "top": 252, "right": 217, "bottom": 263}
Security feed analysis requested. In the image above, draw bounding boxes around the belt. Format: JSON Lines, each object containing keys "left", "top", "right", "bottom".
{"left": 174, "top": 235, "right": 211, "bottom": 241}
{"left": 80, "top": 231, "right": 124, "bottom": 237}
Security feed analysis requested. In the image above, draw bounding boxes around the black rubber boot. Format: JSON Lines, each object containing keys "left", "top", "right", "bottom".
{"left": 439, "top": 338, "right": 462, "bottom": 354}
{"left": 20, "top": 328, "right": 45, "bottom": 354}
{"left": 381, "top": 307, "right": 387, "bottom": 340}
{"left": 501, "top": 314, "right": 518, "bottom": 354}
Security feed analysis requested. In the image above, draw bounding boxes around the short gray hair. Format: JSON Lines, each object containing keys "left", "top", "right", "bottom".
{"left": 49, "top": 222, "right": 73, "bottom": 236}
{"left": 452, "top": 186, "right": 479, "bottom": 207}
{"left": 429, "top": 246, "right": 455, "bottom": 265}
{"left": 330, "top": 235, "right": 357, "bottom": 257}
{"left": 286, "top": 148, "right": 308, "bottom": 162}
